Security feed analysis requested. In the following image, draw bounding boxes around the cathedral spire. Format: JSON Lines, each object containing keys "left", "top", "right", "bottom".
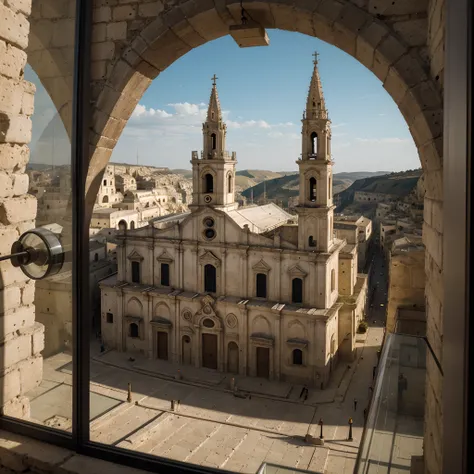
{"left": 207, "top": 74, "right": 222, "bottom": 122}
{"left": 305, "top": 52, "right": 327, "bottom": 119}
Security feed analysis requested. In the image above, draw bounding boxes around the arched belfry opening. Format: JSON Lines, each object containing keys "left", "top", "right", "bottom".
{"left": 227, "top": 174, "right": 232, "bottom": 193}
{"left": 204, "top": 173, "right": 214, "bottom": 193}
{"left": 310, "top": 132, "right": 318, "bottom": 156}
{"left": 211, "top": 133, "right": 216, "bottom": 150}
{"left": 309, "top": 177, "right": 317, "bottom": 202}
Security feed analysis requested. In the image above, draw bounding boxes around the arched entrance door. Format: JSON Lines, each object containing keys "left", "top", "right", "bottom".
{"left": 227, "top": 341, "right": 239, "bottom": 374}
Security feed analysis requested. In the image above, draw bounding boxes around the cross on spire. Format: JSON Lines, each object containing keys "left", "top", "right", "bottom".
{"left": 211, "top": 74, "right": 218, "bottom": 86}
{"left": 312, "top": 51, "right": 319, "bottom": 64}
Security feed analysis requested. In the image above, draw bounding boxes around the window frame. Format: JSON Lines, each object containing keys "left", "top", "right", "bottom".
{"left": 1, "top": 2, "right": 472, "bottom": 474}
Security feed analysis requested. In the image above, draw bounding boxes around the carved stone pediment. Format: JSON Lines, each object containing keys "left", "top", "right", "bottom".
{"left": 156, "top": 249, "right": 174, "bottom": 263}
{"left": 199, "top": 250, "right": 221, "bottom": 267}
{"left": 252, "top": 259, "right": 271, "bottom": 274}
{"left": 194, "top": 295, "right": 223, "bottom": 330}
{"left": 289, "top": 264, "right": 308, "bottom": 278}
{"left": 127, "top": 249, "right": 144, "bottom": 261}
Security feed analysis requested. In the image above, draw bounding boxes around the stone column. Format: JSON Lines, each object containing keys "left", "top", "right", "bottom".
{"left": 0, "top": 0, "right": 44, "bottom": 417}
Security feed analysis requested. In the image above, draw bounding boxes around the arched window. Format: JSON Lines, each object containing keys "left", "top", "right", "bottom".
{"left": 308, "top": 236, "right": 316, "bottom": 247}
{"left": 130, "top": 323, "right": 139, "bottom": 338}
{"left": 204, "top": 264, "right": 216, "bottom": 293}
{"left": 228, "top": 174, "right": 232, "bottom": 193}
{"left": 204, "top": 173, "right": 214, "bottom": 193}
{"left": 103, "top": 179, "right": 107, "bottom": 186}
{"left": 160, "top": 263, "right": 170, "bottom": 286}
{"left": 130, "top": 221, "right": 135, "bottom": 230}
{"left": 118, "top": 220, "right": 127, "bottom": 231}
{"left": 211, "top": 133, "right": 216, "bottom": 150}
{"left": 328, "top": 175, "right": 332, "bottom": 198}
{"left": 131, "top": 261, "right": 140, "bottom": 283}
{"left": 310, "top": 131, "right": 318, "bottom": 155}
{"left": 309, "top": 177, "right": 317, "bottom": 201}
{"left": 292, "top": 278, "right": 303, "bottom": 303}
{"left": 94, "top": 253, "right": 99, "bottom": 262}
{"left": 292, "top": 349, "right": 303, "bottom": 365}
{"left": 256, "top": 273, "right": 267, "bottom": 298}
{"left": 102, "top": 195, "right": 109, "bottom": 203}
{"left": 331, "top": 269, "right": 336, "bottom": 292}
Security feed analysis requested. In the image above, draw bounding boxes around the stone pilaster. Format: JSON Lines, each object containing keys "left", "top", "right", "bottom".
{"left": 0, "top": 0, "right": 44, "bottom": 417}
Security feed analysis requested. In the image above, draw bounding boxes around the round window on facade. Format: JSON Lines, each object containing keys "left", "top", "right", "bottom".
{"left": 204, "top": 228, "right": 216, "bottom": 240}
{"left": 203, "top": 318, "right": 215, "bottom": 328}
{"left": 203, "top": 217, "right": 215, "bottom": 228}
{"left": 183, "top": 335, "right": 191, "bottom": 344}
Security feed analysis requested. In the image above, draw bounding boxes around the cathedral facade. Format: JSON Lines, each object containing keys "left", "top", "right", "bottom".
{"left": 100, "top": 57, "right": 367, "bottom": 388}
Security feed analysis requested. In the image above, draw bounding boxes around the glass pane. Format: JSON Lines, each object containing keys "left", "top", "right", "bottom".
{"left": 0, "top": 0, "right": 76, "bottom": 431}
{"left": 356, "top": 333, "right": 427, "bottom": 473}
{"left": 88, "top": 24, "right": 420, "bottom": 474}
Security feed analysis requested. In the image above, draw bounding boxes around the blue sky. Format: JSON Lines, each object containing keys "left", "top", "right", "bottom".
{"left": 29, "top": 30, "right": 420, "bottom": 173}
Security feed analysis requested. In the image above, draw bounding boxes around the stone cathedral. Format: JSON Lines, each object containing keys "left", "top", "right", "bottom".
{"left": 100, "top": 56, "right": 367, "bottom": 388}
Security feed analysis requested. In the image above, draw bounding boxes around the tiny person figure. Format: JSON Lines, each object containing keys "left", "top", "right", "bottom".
{"left": 353, "top": 398, "right": 358, "bottom": 411}
{"left": 398, "top": 373, "right": 408, "bottom": 402}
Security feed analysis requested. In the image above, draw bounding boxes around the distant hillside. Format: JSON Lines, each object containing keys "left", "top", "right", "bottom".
{"left": 170, "top": 169, "right": 193, "bottom": 179}
{"left": 333, "top": 171, "right": 390, "bottom": 181}
{"left": 242, "top": 173, "right": 349, "bottom": 207}
{"left": 336, "top": 169, "right": 423, "bottom": 211}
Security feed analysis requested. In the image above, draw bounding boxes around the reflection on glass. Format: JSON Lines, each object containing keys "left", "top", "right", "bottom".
{"left": 356, "top": 333, "right": 428, "bottom": 474}
{"left": 0, "top": 1, "right": 76, "bottom": 431}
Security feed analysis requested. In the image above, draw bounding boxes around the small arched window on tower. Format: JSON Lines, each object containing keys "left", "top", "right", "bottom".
{"left": 211, "top": 133, "right": 217, "bottom": 150}
{"left": 204, "top": 264, "right": 217, "bottom": 293}
{"left": 310, "top": 132, "right": 318, "bottom": 156}
{"left": 309, "top": 177, "right": 317, "bottom": 202}
{"left": 328, "top": 175, "right": 332, "bottom": 199}
{"left": 331, "top": 269, "right": 336, "bottom": 292}
{"left": 204, "top": 173, "right": 214, "bottom": 193}
{"left": 228, "top": 173, "right": 232, "bottom": 193}
{"left": 308, "top": 236, "right": 316, "bottom": 247}
{"left": 292, "top": 349, "right": 303, "bottom": 365}
{"left": 292, "top": 278, "right": 303, "bottom": 304}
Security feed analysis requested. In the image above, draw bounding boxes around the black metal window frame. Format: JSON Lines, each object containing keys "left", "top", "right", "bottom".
{"left": 1, "top": 2, "right": 473, "bottom": 474}
{"left": 0, "top": 2, "right": 226, "bottom": 473}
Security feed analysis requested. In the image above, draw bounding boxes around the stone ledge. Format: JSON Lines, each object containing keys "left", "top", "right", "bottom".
{"left": 0, "top": 430, "right": 151, "bottom": 473}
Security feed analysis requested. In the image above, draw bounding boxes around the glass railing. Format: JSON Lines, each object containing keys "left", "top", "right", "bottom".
{"left": 355, "top": 333, "right": 429, "bottom": 474}
{"left": 257, "top": 462, "right": 323, "bottom": 474}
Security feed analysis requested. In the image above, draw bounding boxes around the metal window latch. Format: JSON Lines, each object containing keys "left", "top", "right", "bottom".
{"left": 0, "top": 228, "right": 64, "bottom": 280}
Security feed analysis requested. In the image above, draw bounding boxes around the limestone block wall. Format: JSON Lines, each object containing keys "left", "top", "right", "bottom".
{"left": 386, "top": 249, "right": 426, "bottom": 332}
{"left": 424, "top": 2, "right": 445, "bottom": 473}
{"left": 0, "top": 0, "right": 44, "bottom": 417}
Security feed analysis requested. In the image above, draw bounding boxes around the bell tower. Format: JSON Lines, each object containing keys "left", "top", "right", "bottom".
{"left": 190, "top": 75, "right": 238, "bottom": 211}
{"left": 295, "top": 52, "right": 335, "bottom": 252}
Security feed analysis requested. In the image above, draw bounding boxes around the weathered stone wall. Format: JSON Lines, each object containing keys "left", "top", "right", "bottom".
{"left": 386, "top": 248, "right": 426, "bottom": 332}
{"left": 423, "top": 2, "right": 444, "bottom": 473}
{"left": 0, "top": 0, "right": 44, "bottom": 416}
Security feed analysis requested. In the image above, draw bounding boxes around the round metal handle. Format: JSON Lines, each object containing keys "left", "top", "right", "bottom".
{"left": 0, "top": 227, "right": 65, "bottom": 280}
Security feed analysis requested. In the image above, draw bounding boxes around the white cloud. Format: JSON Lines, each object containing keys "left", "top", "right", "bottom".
{"left": 332, "top": 122, "right": 346, "bottom": 128}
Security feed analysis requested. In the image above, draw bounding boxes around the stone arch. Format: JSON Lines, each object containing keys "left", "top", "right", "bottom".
{"left": 154, "top": 302, "right": 170, "bottom": 319}
{"left": 126, "top": 297, "right": 142, "bottom": 317}
{"left": 85, "top": 0, "right": 442, "bottom": 223}
{"left": 288, "top": 320, "right": 306, "bottom": 340}
{"left": 252, "top": 315, "right": 271, "bottom": 336}
{"left": 27, "top": 0, "right": 77, "bottom": 139}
